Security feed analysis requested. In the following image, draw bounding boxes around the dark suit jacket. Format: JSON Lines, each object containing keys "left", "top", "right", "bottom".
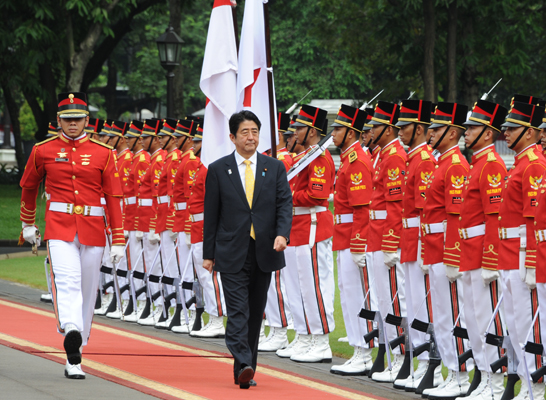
{"left": 203, "top": 151, "right": 292, "bottom": 273}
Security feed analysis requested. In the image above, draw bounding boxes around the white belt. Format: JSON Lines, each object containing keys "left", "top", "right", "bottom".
{"left": 175, "top": 202, "right": 187, "bottom": 211}
{"left": 422, "top": 222, "right": 445, "bottom": 236}
{"left": 537, "top": 229, "right": 546, "bottom": 243}
{"left": 157, "top": 195, "right": 170, "bottom": 205}
{"left": 499, "top": 225, "right": 526, "bottom": 249}
{"left": 125, "top": 196, "right": 136, "bottom": 205}
{"left": 49, "top": 202, "right": 103, "bottom": 217}
{"left": 370, "top": 210, "right": 387, "bottom": 220}
{"left": 100, "top": 198, "right": 106, "bottom": 205}
{"left": 459, "top": 224, "right": 486, "bottom": 240}
{"left": 190, "top": 213, "right": 204, "bottom": 222}
{"left": 334, "top": 214, "right": 353, "bottom": 224}
{"left": 293, "top": 206, "right": 328, "bottom": 216}
{"left": 402, "top": 217, "right": 420, "bottom": 229}
{"left": 138, "top": 198, "right": 153, "bottom": 206}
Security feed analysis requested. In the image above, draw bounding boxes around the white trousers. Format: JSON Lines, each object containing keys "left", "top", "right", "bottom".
{"left": 429, "top": 262, "right": 471, "bottom": 371}
{"left": 48, "top": 235, "right": 103, "bottom": 346}
{"left": 500, "top": 266, "right": 541, "bottom": 378}
{"left": 265, "top": 269, "right": 292, "bottom": 328}
{"left": 337, "top": 249, "right": 377, "bottom": 348}
{"left": 537, "top": 282, "right": 546, "bottom": 357}
{"left": 295, "top": 239, "right": 335, "bottom": 335}
{"left": 127, "top": 231, "right": 145, "bottom": 300}
{"left": 402, "top": 260, "right": 431, "bottom": 361}
{"left": 461, "top": 269, "right": 505, "bottom": 372}
{"left": 371, "top": 250, "right": 406, "bottom": 355}
{"left": 191, "top": 242, "right": 226, "bottom": 317}
{"left": 99, "top": 233, "right": 114, "bottom": 294}
{"left": 174, "top": 234, "right": 193, "bottom": 307}
{"left": 284, "top": 246, "right": 308, "bottom": 335}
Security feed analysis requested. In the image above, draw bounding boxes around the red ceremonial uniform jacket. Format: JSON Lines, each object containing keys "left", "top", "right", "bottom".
{"left": 369, "top": 139, "right": 407, "bottom": 253}
{"left": 498, "top": 145, "right": 546, "bottom": 271}
{"left": 535, "top": 170, "right": 546, "bottom": 282}
{"left": 459, "top": 145, "right": 506, "bottom": 272}
{"left": 155, "top": 148, "right": 179, "bottom": 233}
{"left": 116, "top": 148, "right": 132, "bottom": 218}
{"left": 20, "top": 133, "right": 124, "bottom": 246}
{"left": 124, "top": 150, "right": 150, "bottom": 231}
{"left": 400, "top": 142, "right": 436, "bottom": 263}
{"left": 290, "top": 147, "right": 335, "bottom": 247}
{"left": 277, "top": 147, "right": 294, "bottom": 172}
{"left": 187, "top": 159, "right": 207, "bottom": 244}
{"left": 136, "top": 149, "right": 163, "bottom": 232}
{"left": 422, "top": 146, "right": 469, "bottom": 266}
{"left": 165, "top": 149, "right": 182, "bottom": 232}
{"left": 333, "top": 141, "right": 373, "bottom": 252}
{"left": 172, "top": 149, "right": 196, "bottom": 233}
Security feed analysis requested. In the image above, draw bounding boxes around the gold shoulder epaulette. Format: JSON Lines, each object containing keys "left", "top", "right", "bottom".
{"left": 527, "top": 149, "right": 539, "bottom": 162}
{"left": 487, "top": 152, "right": 496, "bottom": 162}
{"left": 421, "top": 150, "right": 430, "bottom": 160}
{"left": 349, "top": 151, "right": 357, "bottom": 163}
{"left": 125, "top": 152, "right": 131, "bottom": 160}
{"left": 321, "top": 151, "right": 326, "bottom": 156}
{"left": 35, "top": 136, "right": 58, "bottom": 146}
{"left": 389, "top": 147, "right": 397, "bottom": 155}
{"left": 90, "top": 138, "right": 113, "bottom": 149}
{"left": 452, "top": 154, "right": 461, "bottom": 164}
{"left": 189, "top": 150, "right": 196, "bottom": 160}
{"left": 139, "top": 153, "right": 146, "bottom": 162}
{"left": 156, "top": 154, "right": 163, "bottom": 162}
{"left": 278, "top": 154, "right": 285, "bottom": 161}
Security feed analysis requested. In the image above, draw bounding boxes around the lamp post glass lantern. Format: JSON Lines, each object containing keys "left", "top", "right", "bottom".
{"left": 156, "top": 26, "right": 183, "bottom": 117}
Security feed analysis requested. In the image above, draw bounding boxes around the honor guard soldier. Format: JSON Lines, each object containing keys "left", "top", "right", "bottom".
{"left": 20, "top": 92, "right": 124, "bottom": 379}
{"left": 279, "top": 105, "right": 336, "bottom": 363}
{"left": 260, "top": 112, "right": 293, "bottom": 352}
{"left": 328, "top": 105, "right": 376, "bottom": 375}
{"left": 497, "top": 99, "right": 546, "bottom": 399}
{"left": 459, "top": 100, "right": 508, "bottom": 400}
{"left": 366, "top": 101, "right": 407, "bottom": 382}
{"left": 186, "top": 125, "right": 227, "bottom": 338}
{"left": 539, "top": 108, "right": 546, "bottom": 157}
{"left": 393, "top": 100, "right": 438, "bottom": 390}
{"left": 421, "top": 102, "right": 472, "bottom": 399}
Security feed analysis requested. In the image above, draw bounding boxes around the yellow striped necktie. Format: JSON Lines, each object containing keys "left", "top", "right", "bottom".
{"left": 243, "top": 160, "right": 255, "bottom": 239}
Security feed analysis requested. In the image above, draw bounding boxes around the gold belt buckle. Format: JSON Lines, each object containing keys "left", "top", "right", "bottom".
{"left": 403, "top": 218, "right": 408, "bottom": 229}
{"left": 74, "top": 205, "right": 84, "bottom": 215}
{"left": 371, "top": 210, "right": 376, "bottom": 220}
{"left": 292, "top": 208, "right": 296, "bottom": 216}
{"left": 421, "top": 223, "right": 426, "bottom": 236}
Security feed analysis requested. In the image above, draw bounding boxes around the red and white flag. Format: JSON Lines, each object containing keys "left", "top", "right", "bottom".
{"left": 200, "top": 0, "right": 238, "bottom": 167}
{"left": 236, "top": 0, "right": 277, "bottom": 153}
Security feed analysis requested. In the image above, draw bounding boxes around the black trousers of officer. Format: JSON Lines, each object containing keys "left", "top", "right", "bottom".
{"left": 221, "top": 238, "right": 272, "bottom": 377}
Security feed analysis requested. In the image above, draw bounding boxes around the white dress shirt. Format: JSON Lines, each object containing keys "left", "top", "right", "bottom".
{"left": 234, "top": 150, "right": 257, "bottom": 194}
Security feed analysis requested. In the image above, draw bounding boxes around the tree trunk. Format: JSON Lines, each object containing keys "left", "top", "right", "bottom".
{"left": 105, "top": 58, "right": 119, "bottom": 120}
{"left": 2, "top": 83, "right": 25, "bottom": 173}
{"left": 446, "top": 0, "right": 457, "bottom": 102}
{"left": 461, "top": 13, "right": 478, "bottom": 107}
{"left": 422, "top": 0, "right": 436, "bottom": 102}
{"left": 170, "top": 0, "right": 184, "bottom": 117}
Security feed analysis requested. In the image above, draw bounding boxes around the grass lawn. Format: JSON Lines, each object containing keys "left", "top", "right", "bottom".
{"left": 0, "top": 184, "right": 47, "bottom": 240}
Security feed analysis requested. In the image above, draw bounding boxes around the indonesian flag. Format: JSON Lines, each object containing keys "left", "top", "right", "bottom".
{"left": 200, "top": 0, "right": 238, "bottom": 167}
{"left": 236, "top": 0, "right": 277, "bottom": 153}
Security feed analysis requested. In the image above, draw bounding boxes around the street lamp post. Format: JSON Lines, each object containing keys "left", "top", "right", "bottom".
{"left": 156, "top": 26, "right": 184, "bottom": 118}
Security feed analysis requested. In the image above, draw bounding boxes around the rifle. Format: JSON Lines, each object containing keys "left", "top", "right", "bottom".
{"left": 522, "top": 305, "right": 541, "bottom": 400}
{"left": 480, "top": 78, "right": 502, "bottom": 100}
{"left": 359, "top": 90, "right": 384, "bottom": 110}
{"left": 286, "top": 133, "right": 333, "bottom": 181}
{"left": 285, "top": 90, "right": 312, "bottom": 114}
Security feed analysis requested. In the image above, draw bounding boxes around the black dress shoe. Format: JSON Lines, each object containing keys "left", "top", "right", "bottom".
{"left": 234, "top": 378, "right": 257, "bottom": 386}
{"left": 237, "top": 366, "right": 255, "bottom": 389}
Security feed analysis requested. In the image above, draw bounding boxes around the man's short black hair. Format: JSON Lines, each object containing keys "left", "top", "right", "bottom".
{"left": 229, "top": 110, "right": 262, "bottom": 136}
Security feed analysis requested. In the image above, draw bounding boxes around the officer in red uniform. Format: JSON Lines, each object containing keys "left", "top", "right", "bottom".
{"left": 280, "top": 105, "right": 335, "bottom": 363}
{"left": 421, "top": 102, "right": 472, "bottom": 399}
{"left": 393, "top": 100, "right": 438, "bottom": 390}
{"left": 366, "top": 101, "right": 407, "bottom": 382}
{"left": 260, "top": 112, "right": 294, "bottom": 352}
{"left": 328, "top": 105, "right": 376, "bottom": 375}
{"left": 459, "top": 100, "right": 508, "bottom": 399}
{"left": 20, "top": 92, "right": 124, "bottom": 379}
{"left": 497, "top": 99, "right": 546, "bottom": 399}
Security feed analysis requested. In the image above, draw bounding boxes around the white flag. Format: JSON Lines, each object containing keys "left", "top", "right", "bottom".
{"left": 236, "top": 0, "right": 277, "bottom": 153}
{"left": 200, "top": 0, "right": 238, "bottom": 167}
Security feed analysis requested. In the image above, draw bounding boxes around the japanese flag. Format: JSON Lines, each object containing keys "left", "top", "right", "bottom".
{"left": 200, "top": 0, "right": 238, "bottom": 167}
{"left": 236, "top": 0, "right": 277, "bottom": 153}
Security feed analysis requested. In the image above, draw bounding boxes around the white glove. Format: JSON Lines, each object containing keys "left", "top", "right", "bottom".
{"left": 135, "top": 231, "right": 144, "bottom": 241}
{"left": 110, "top": 245, "right": 124, "bottom": 264}
{"left": 383, "top": 251, "right": 399, "bottom": 268}
{"left": 445, "top": 266, "right": 463, "bottom": 282}
{"left": 168, "top": 230, "right": 178, "bottom": 241}
{"left": 328, "top": 193, "right": 334, "bottom": 202}
{"left": 22, "top": 223, "right": 39, "bottom": 245}
{"left": 419, "top": 260, "right": 429, "bottom": 275}
{"left": 185, "top": 233, "right": 192, "bottom": 246}
{"left": 481, "top": 268, "right": 500, "bottom": 286}
{"left": 351, "top": 252, "right": 367, "bottom": 268}
{"left": 148, "top": 230, "right": 161, "bottom": 245}
{"left": 124, "top": 230, "right": 129, "bottom": 239}
{"left": 525, "top": 268, "right": 536, "bottom": 291}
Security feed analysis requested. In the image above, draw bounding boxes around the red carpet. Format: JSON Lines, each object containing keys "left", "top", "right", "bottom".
{"left": 0, "top": 299, "right": 384, "bottom": 400}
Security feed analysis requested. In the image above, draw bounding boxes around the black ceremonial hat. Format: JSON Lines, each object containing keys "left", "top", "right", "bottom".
{"left": 331, "top": 104, "right": 367, "bottom": 133}
{"left": 293, "top": 105, "right": 328, "bottom": 132}
{"left": 431, "top": 102, "right": 469, "bottom": 130}
{"left": 368, "top": 101, "right": 400, "bottom": 127}
{"left": 396, "top": 100, "right": 432, "bottom": 127}
{"left": 57, "top": 92, "right": 89, "bottom": 118}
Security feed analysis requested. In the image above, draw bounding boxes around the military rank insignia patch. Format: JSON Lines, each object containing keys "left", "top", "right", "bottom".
{"left": 488, "top": 173, "right": 502, "bottom": 188}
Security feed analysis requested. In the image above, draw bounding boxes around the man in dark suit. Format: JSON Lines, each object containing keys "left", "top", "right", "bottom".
{"left": 203, "top": 110, "right": 293, "bottom": 389}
